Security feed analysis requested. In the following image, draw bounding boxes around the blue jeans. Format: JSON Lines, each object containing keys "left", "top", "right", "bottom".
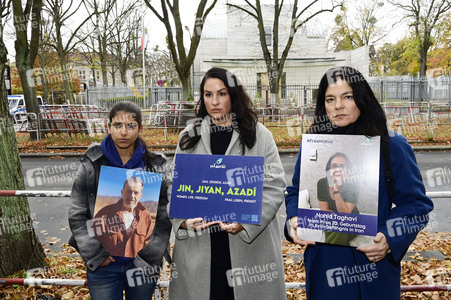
{"left": 87, "top": 262, "right": 157, "bottom": 300}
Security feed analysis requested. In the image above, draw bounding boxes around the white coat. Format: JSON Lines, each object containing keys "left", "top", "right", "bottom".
{"left": 168, "top": 116, "right": 287, "bottom": 300}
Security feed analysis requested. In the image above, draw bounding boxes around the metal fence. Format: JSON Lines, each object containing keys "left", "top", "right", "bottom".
{"left": 84, "top": 76, "right": 451, "bottom": 109}
{"left": 369, "top": 76, "right": 451, "bottom": 105}
{"left": 13, "top": 105, "right": 109, "bottom": 140}
{"left": 11, "top": 101, "right": 451, "bottom": 141}
{"left": 87, "top": 86, "right": 184, "bottom": 110}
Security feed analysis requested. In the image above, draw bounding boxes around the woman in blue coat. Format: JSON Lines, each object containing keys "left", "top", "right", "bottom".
{"left": 285, "top": 66, "right": 433, "bottom": 299}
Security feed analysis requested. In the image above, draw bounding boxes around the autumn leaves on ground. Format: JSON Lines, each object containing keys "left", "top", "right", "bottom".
{"left": 3, "top": 124, "right": 450, "bottom": 299}
{"left": 16, "top": 123, "right": 451, "bottom": 154}
{"left": 1, "top": 231, "right": 449, "bottom": 299}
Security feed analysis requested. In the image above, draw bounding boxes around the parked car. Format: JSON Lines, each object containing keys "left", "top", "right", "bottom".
{"left": 7, "top": 94, "right": 43, "bottom": 123}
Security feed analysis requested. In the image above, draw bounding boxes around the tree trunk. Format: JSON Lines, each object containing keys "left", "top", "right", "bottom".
{"left": 418, "top": 44, "right": 429, "bottom": 103}
{"left": 40, "top": 50, "right": 49, "bottom": 104}
{"left": 54, "top": 15, "right": 74, "bottom": 104}
{"left": 59, "top": 54, "right": 74, "bottom": 104}
{"left": 180, "top": 75, "right": 192, "bottom": 101}
{"left": 15, "top": 50, "right": 41, "bottom": 140}
{"left": 100, "top": 38, "right": 108, "bottom": 87}
{"left": 267, "top": 63, "right": 280, "bottom": 106}
{"left": 101, "top": 61, "right": 108, "bottom": 87}
{"left": 12, "top": 0, "right": 43, "bottom": 141}
{"left": 0, "top": 40, "right": 47, "bottom": 277}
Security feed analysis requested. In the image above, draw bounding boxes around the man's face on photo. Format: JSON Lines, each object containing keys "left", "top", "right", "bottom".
{"left": 122, "top": 179, "right": 143, "bottom": 212}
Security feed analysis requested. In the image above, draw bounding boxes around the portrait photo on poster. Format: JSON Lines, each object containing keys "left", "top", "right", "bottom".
{"left": 297, "top": 134, "right": 381, "bottom": 247}
{"left": 90, "top": 166, "right": 163, "bottom": 257}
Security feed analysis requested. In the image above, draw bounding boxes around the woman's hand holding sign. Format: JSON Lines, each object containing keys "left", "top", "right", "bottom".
{"left": 289, "top": 216, "right": 316, "bottom": 246}
{"left": 181, "top": 218, "right": 219, "bottom": 232}
{"left": 218, "top": 222, "right": 244, "bottom": 235}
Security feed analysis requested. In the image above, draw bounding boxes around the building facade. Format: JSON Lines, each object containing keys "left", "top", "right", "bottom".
{"left": 193, "top": 4, "right": 369, "bottom": 106}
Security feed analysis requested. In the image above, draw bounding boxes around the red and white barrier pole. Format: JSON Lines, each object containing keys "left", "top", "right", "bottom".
{"left": 0, "top": 190, "right": 71, "bottom": 197}
{"left": 400, "top": 284, "right": 451, "bottom": 292}
{"left": 1, "top": 278, "right": 449, "bottom": 292}
{"left": 0, "top": 278, "right": 87, "bottom": 286}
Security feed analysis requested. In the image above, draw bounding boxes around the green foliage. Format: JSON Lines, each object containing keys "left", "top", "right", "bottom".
{"left": 375, "top": 36, "right": 420, "bottom": 75}
{"left": 330, "top": 1, "right": 385, "bottom": 52}
{"left": 427, "top": 12, "right": 451, "bottom": 75}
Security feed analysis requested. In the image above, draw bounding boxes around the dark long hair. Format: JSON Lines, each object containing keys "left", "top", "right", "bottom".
{"left": 108, "top": 101, "right": 152, "bottom": 156}
{"left": 308, "top": 66, "right": 388, "bottom": 142}
{"left": 179, "top": 67, "right": 258, "bottom": 153}
{"left": 109, "top": 101, "right": 143, "bottom": 127}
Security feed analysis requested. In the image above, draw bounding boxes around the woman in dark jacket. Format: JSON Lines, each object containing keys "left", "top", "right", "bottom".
{"left": 68, "top": 101, "right": 171, "bottom": 300}
{"left": 285, "top": 67, "right": 433, "bottom": 299}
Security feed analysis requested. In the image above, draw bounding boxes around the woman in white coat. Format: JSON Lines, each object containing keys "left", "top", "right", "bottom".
{"left": 168, "top": 68, "right": 287, "bottom": 300}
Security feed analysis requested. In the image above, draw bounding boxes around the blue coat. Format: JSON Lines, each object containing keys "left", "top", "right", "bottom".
{"left": 285, "top": 133, "right": 433, "bottom": 299}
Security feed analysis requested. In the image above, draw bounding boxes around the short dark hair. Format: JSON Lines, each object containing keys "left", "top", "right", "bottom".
{"left": 309, "top": 66, "right": 388, "bottom": 140}
{"left": 325, "top": 152, "right": 351, "bottom": 172}
{"left": 179, "top": 68, "right": 258, "bottom": 153}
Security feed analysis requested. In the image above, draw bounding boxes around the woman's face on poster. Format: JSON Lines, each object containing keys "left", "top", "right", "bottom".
{"left": 329, "top": 156, "right": 348, "bottom": 185}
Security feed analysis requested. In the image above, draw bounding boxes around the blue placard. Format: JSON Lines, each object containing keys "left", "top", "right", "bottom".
{"left": 169, "top": 154, "right": 265, "bottom": 225}
{"left": 297, "top": 209, "right": 378, "bottom": 236}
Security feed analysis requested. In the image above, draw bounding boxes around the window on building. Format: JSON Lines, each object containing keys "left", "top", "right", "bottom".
{"left": 96, "top": 71, "right": 100, "bottom": 80}
{"left": 79, "top": 70, "right": 86, "bottom": 79}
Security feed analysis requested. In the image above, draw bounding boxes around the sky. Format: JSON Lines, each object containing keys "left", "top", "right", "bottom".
{"left": 142, "top": 0, "right": 407, "bottom": 52}
{"left": 4, "top": 0, "right": 408, "bottom": 63}
{"left": 96, "top": 166, "right": 162, "bottom": 202}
